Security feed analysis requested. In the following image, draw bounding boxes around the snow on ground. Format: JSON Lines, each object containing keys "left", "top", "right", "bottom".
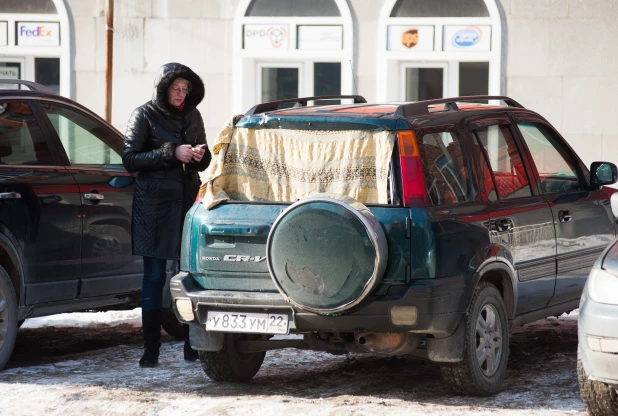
{"left": 20, "top": 308, "right": 142, "bottom": 329}
{"left": 1, "top": 310, "right": 586, "bottom": 416}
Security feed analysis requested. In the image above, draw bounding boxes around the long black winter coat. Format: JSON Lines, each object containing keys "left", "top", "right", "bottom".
{"left": 122, "top": 63, "right": 211, "bottom": 260}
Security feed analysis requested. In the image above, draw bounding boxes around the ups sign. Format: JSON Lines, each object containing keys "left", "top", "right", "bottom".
{"left": 401, "top": 28, "right": 419, "bottom": 49}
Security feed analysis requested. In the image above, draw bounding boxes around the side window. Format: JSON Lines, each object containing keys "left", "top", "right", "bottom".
{"left": 417, "top": 129, "right": 469, "bottom": 206}
{"left": 475, "top": 125, "right": 532, "bottom": 200}
{"left": 0, "top": 101, "right": 52, "bottom": 165}
{"left": 517, "top": 122, "right": 582, "bottom": 194}
{"left": 40, "top": 103, "right": 122, "bottom": 165}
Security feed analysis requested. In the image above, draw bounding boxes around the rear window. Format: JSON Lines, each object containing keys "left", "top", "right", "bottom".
{"left": 417, "top": 128, "right": 469, "bottom": 206}
{"left": 200, "top": 123, "right": 396, "bottom": 209}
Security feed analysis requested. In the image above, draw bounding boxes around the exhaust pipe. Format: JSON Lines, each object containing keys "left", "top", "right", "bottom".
{"left": 355, "top": 332, "right": 421, "bottom": 355}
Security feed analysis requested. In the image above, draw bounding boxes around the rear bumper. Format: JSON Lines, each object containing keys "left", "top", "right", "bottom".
{"left": 170, "top": 272, "right": 468, "bottom": 337}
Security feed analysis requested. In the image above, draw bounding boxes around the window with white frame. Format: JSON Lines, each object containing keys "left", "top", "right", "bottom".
{"left": 233, "top": 0, "right": 354, "bottom": 113}
{"left": 0, "top": 0, "right": 70, "bottom": 97}
{"left": 377, "top": 0, "right": 502, "bottom": 102}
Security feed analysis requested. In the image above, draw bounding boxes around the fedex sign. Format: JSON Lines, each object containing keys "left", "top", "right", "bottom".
{"left": 17, "top": 22, "right": 60, "bottom": 46}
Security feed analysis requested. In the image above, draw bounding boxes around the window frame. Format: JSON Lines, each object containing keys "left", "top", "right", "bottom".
{"left": 470, "top": 120, "right": 536, "bottom": 202}
{"left": 0, "top": 98, "right": 57, "bottom": 166}
{"left": 509, "top": 113, "right": 588, "bottom": 195}
{"left": 415, "top": 125, "right": 475, "bottom": 206}
{"left": 31, "top": 98, "right": 124, "bottom": 167}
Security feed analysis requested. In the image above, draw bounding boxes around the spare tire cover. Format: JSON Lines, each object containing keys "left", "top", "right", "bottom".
{"left": 267, "top": 194, "right": 388, "bottom": 314}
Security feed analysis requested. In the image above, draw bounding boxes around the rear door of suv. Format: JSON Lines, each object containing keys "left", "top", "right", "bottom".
{"left": 468, "top": 114, "right": 557, "bottom": 314}
{"left": 0, "top": 98, "right": 82, "bottom": 303}
{"left": 34, "top": 100, "right": 142, "bottom": 298}
{"left": 512, "top": 114, "right": 615, "bottom": 306}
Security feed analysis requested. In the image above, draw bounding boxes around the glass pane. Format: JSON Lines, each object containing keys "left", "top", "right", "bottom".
{"left": 517, "top": 122, "right": 582, "bottom": 194}
{"left": 471, "top": 133, "right": 497, "bottom": 201}
{"left": 459, "top": 62, "right": 489, "bottom": 96}
{"left": 40, "top": 104, "right": 122, "bottom": 165}
{"left": 405, "top": 68, "right": 443, "bottom": 101}
{"left": 391, "top": 0, "right": 489, "bottom": 17}
{"left": 35, "top": 58, "right": 60, "bottom": 94}
{"left": 0, "top": 63, "right": 21, "bottom": 90}
{"left": 476, "top": 125, "right": 532, "bottom": 200}
{"left": 261, "top": 67, "right": 299, "bottom": 104}
{"left": 417, "top": 130, "right": 469, "bottom": 206}
{"left": 246, "top": 0, "right": 340, "bottom": 16}
{"left": 0, "top": 0, "right": 57, "bottom": 14}
{"left": 0, "top": 101, "right": 52, "bottom": 165}
{"left": 314, "top": 62, "right": 341, "bottom": 105}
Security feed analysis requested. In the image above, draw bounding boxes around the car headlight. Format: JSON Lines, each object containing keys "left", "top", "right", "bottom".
{"left": 588, "top": 268, "right": 618, "bottom": 305}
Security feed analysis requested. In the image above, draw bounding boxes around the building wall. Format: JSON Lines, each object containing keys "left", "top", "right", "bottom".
{"left": 68, "top": 0, "right": 240, "bottom": 142}
{"left": 502, "top": 0, "right": 618, "bottom": 168}
{"left": 64, "top": 0, "right": 618, "bottom": 169}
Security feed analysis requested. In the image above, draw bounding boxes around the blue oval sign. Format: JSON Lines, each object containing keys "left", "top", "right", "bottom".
{"left": 452, "top": 27, "right": 481, "bottom": 48}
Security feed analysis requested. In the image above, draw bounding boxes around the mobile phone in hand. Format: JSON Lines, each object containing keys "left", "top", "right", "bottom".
{"left": 194, "top": 144, "right": 207, "bottom": 150}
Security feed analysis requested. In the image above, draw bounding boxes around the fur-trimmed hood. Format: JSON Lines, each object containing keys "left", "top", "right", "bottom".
{"left": 151, "top": 62, "right": 205, "bottom": 117}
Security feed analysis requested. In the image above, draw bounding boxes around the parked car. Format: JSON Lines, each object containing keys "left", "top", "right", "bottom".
{"left": 171, "top": 94, "right": 618, "bottom": 396}
{"left": 578, "top": 223, "right": 618, "bottom": 415}
{"left": 0, "top": 80, "right": 183, "bottom": 371}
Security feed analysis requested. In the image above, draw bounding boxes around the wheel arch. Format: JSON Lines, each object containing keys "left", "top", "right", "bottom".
{"left": 471, "top": 260, "right": 517, "bottom": 320}
{"left": 0, "top": 229, "right": 25, "bottom": 306}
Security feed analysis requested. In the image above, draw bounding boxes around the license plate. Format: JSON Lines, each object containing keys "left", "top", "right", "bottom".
{"left": 206, "top": 311, "right": 289, "bottom": 334}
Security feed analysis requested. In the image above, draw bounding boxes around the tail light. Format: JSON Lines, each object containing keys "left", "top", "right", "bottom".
{"left": 398, "top": 130, "right": 428, "bottom": 207}
{"left": 196, "top": 187, "right": 204, "bottom": 203}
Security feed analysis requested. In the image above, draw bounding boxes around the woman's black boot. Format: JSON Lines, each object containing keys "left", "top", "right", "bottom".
{"left": 183, "top": 324, "right": 199, "bottom": 361}
{"left": 140, "top": 309, "right": 162, "bottom": 367}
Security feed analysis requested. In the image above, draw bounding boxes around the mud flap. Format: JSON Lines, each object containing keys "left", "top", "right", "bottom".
{"left": 189, "top": 324, "right": 224, "bottom": 351}
{"left": 426, "top": 315, "right": 466, "bottom": 362}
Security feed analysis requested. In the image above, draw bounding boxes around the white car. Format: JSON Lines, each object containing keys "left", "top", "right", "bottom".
{"left": 578, "top": 235, "right": 618, "bottom": 415}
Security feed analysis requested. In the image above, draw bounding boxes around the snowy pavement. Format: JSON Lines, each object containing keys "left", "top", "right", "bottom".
{"left": 0, "top": 309, "right": 586, "bottom": 416}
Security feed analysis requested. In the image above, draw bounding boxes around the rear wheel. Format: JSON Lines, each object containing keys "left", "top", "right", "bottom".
{"left": 440, "top": 282, "right": 509, "bottom": 396}
{"left": 578, "top": 358, "right": 618, "bottom": 415}
{"left": 0, "top": 265, "right": 18, "bottom": 371}
{"left": 199, "top": 334, "right": 266, "bottom": 381}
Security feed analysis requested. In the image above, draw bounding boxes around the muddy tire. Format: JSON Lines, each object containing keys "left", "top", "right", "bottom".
{"left": 199, "top": 334, "right": 265, "bottom": 381}
{"left": 0, "top": 265, "right": 18, "bottom": 371}
{"left": 161, "top": 307, "right": 185, "bottom": 339}
{"left": 578, "top": 358, "right": 618, "bottom": 415}
{"left": 440, "top": 282, "right": 509, "bottom": 396}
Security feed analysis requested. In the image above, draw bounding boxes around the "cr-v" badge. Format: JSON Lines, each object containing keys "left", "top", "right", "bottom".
{"left": 223, "top": 255, "right": 266, "bottom": 262}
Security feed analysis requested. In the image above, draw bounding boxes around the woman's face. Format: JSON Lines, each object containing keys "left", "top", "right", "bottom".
{"left": 168, "top": 78, "right": 189, "bottom": 107}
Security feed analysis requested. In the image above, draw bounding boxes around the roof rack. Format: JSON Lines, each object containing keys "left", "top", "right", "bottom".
{"left": 0, "top": 79, "right": 57, "bottom": 95}
{"left": 245, "top": 94, "right": 367, "bottom": 116}
{"left": 394, "top": 95, "right": 523, "bottom": 118}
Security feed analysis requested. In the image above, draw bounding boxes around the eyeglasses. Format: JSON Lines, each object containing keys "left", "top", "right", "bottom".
{"left": 170, "top": 86, "right": 190, "bottom": 95}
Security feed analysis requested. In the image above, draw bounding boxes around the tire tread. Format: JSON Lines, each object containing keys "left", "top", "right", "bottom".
{"left": 578, "top": 358, "right": 618, "bottom": 416}
{"left": 440, "top": 282, "right": 509, "bottom": 396}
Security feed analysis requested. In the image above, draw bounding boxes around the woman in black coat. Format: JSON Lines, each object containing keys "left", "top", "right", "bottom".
{"left": 123, "top": 63, "right": 211, "bottom": 367}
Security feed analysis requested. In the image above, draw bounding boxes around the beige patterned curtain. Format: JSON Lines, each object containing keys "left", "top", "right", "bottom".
{"left": 199, "top": 116, "right": 395, "bottom": 209}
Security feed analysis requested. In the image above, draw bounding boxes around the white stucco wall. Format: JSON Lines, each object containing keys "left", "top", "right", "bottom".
{"left": 68, "top": 0, "right": 239, "bottom": 144}
{"left": 503, "top": 0, "right": 618, "bottom": 168}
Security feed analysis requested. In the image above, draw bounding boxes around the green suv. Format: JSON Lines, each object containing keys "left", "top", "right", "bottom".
{"left": 171, "top": 94, "right": 618, "bottom": 396}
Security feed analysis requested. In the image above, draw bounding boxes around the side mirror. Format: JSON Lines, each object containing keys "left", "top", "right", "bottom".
{"left": 590, "top": 162, "right": 618, "bottom": 188}
{"left": 108, "top": 176, "right": 135, "bottom": 188}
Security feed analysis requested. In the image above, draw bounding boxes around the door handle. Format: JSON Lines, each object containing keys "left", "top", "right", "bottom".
{"left": 84, "top": 193, "right": 105, "bottom": 201}
{"left": 559, "top": 210, "right": 572, "bottom": 223}
{"left": 0, "top": 192, "right": 21, "bottom": 199}
{"left": 495, "top": 218, "right": 513, "bottom": 232}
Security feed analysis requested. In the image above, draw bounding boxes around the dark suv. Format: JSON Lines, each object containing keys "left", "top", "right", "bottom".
{"left": 170, "top": 94, "right": 618, "bottom": 396}
{"left": 0, "top": 80, "right": 182, "bottom": 371}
